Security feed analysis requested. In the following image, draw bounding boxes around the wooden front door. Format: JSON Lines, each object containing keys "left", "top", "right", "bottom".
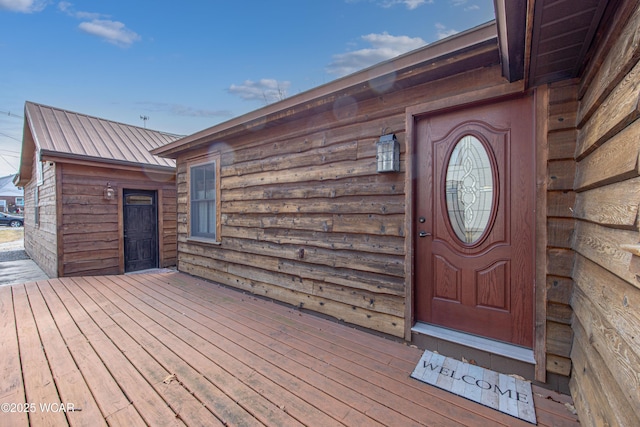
{"left": 415, "top": 96, "right": 535, "bottom": 348}
{"left": 123, "top": 190, "right": 158, "bottom": 272}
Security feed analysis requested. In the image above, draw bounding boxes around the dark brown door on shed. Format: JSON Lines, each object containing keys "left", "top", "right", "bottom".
{"left": 124, "top": 190, "right": 158, "bottom": 273}
{"left": 415, "top": 96, "right": 535, "bottom": 348}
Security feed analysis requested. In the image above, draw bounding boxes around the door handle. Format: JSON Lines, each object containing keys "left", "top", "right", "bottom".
{"left": 419, "top": 231, "right": 431, "bottom": 237}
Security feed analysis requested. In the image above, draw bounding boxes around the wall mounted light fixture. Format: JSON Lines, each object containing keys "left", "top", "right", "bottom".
{"left": 103, "top": 182, "right": 116, "bottom": 200}
{"left": 376, "top": 133, "right": 400, "bottom": 173}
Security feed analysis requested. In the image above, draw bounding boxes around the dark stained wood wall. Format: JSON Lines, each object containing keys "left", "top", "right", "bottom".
{"left": 59, "top": 163, "right": 177, "bottom": 277}
{"left": 569, "top": 1, "right": 640, "bottom": 425}
{"left": 23, "top": 159, "right": 58, "bottom": 278}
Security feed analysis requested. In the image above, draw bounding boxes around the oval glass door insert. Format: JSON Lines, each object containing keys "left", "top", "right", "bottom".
{"left": 445, "top": 135, "right": 494, "bottom": 244}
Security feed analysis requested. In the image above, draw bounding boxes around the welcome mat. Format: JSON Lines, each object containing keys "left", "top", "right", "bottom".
{"left": 411, "top": 350, "right": 537, "bottom": 424}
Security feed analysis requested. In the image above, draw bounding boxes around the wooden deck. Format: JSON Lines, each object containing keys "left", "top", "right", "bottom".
{"left": 0, "top": 272, "right": 580, "bottom": 426}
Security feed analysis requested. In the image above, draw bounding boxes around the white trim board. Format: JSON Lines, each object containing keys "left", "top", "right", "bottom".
{"left": 412, "top": 322, "right": 536, "bottom": 364}
{"left": 412, "top": 349, "right": 537, "bottom": 424}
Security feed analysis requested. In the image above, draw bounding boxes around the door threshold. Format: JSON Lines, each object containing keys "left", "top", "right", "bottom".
{"left": 412, "top": 322, "right": 535, "bottom": 364}
{"left": 125, "top": 268, "right": 175, "bottom": 275}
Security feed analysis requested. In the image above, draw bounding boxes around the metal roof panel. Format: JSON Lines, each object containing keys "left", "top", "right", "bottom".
{"left": 24, "top": 102, "right": 179, "bottom": 169}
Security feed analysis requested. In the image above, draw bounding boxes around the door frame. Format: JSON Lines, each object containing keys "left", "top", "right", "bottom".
{"left": 121, "top": 188, "right": 160, "bottom": 273}
{"left": 404, "top": 82, "right": 549, "bottom": 382}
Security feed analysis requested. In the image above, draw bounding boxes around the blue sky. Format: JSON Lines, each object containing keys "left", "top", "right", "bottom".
{"left": 0, "top": 0, "right": 495, "bottom": 176}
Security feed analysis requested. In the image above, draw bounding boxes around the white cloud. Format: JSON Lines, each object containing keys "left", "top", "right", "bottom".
{"left": 326, "top": 32, "right": 426, "bottom": 77}
{"left": 228, "top": 79, "right": 291, "bottom": 104}
{"left": 58, "top": 1, "right": 105, "bottom": 19}
{"left": 58, "top": 2, "right": 140, "bottom": 47}
{"left": 347, "top": 0, "right": 432, "bottom": 9}
{"left": 57, "top": 1, "right": 69, "bottom": 12}
{"left": 435, "top": 23, "right": 458, "bottom": 40}
{"left": 449, "top": 0, "right": 482, "bottom": 10}
{"left": 381, "top": 0, "right": 431, "bottom": 9}
{"left": 78, "top": 19, "right": 140, "bottom": 47}
{"left": 0, "top": 0, "right": 47, "bottom": 13}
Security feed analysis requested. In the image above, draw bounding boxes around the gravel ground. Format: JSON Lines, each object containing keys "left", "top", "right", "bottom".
{"left": 0, "top": 233, "right": 49, "bottom": 286}
{"left": 0, "top": 239, "right": 30, "bottom": 262}
{"left": 0, "top": 248, "right": 30, "bottom": 262}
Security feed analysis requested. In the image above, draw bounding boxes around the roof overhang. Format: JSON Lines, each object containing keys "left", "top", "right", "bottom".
{"left": 494, "top": 0, "right": 613, "bottom": 85}
{"left": 15, "top": 118, "right": 37, "bottom": 187}
{"left": 38, "top": 150, "right": 176, "bottom": 174}
{"left": 494, "top": 0, "right": 528, "bottom": 82}
{"left": 525, "top": 0, "right": 611, "bottom": 86}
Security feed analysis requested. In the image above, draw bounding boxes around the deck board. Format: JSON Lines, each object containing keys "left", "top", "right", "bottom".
{"left": 13, "top": 284, "right": 68, "bottom": 427}
{"left": 75, "top": 275, "right": 297, "bottom": 427}
{"left": 61, "top": 277, "right": 221, "bottom": 427}
{"left": 37, "top": 280, "right": 147, "bottom": 426}
{"left": 96, "top": 275, "right": 368, "bottom": 426}
{"left": 0, "top": 272, "right": 581, "bottom": 427}
{"left": 145, "top": 283, "right": 462, "bottom": 426}
{"left": 0, "top": 286, "right": 28, "bottom": 427}
{"left": 122, "top": 274, "right": 427, "bottom": 426}
{"left": 24, "top": 282, "right": 106, "bottom": 427}
{"left": 137, "top": 273, "right": 521, "bottom": 426}
{"left": 49, "top": 278, "right": 187, "bottom": 427}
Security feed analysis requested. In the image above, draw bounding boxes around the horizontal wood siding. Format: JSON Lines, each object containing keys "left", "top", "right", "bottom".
{"left": 570, "top": 1, "right": 640, "bottom": 425}
{"left": 23, "top": 159, "right": 58, "bottom": 278}
{"left": 161, "top": 188, "right": 178, "bottom": 267}
{"left": 176, "top": 64, "right": 516, "bottom": 338}
{"left": 60, "top": 164, "right": 176, "bottom": 276}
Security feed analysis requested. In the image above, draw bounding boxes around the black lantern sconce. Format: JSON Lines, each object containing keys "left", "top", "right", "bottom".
{"left": 376, "top": 133, "right": 400, "bottom": 173}
{"left": 103, "top": 182, "right": 116, "bottom": 200}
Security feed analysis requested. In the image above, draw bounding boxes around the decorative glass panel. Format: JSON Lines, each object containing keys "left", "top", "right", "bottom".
{"left": 445, "top": 135, "right": 494, "bottom": 244}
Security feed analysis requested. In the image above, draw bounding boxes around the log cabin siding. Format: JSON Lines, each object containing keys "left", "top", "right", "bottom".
{"left": 58, "top": 163, "right": 177, "bottom": 277}
{"left": 569, "top": 1, "right": 640, "bottom": 425}
{"left": 23, "top": 160, "right": 57, "bottom": 278}
{"left": 174, "top": 62, "right": 548, "bottom": 340}
{"left": 176, "top": 134, "right": 408, "bottom": 337}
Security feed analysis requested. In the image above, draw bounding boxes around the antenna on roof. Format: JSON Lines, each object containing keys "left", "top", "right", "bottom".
{"left": 140, "top": 115, "right": 149, "bottom": 128}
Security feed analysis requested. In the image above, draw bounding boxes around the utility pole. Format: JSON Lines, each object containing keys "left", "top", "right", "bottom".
{"left": 140, "top": 115, "right": 149, "bottom": 128}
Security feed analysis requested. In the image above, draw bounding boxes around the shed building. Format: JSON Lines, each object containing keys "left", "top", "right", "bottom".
{"left": 16, "top": 101, "right": 180, "bottom": 277}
